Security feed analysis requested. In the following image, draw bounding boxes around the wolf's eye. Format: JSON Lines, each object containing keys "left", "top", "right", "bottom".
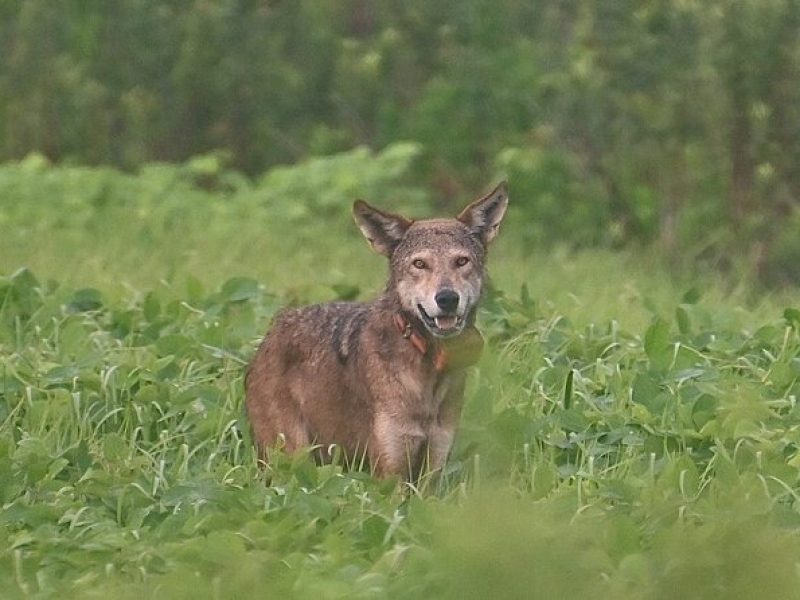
{"left": 455, "top": 256, "right": 470, "bottom": 267}
{"left": 412, "top": 259, "right": 427, "bottom": 269}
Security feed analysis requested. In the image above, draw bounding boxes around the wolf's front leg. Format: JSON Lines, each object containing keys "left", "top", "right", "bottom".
{"left": 369, "top": 412, "right": 426, "bottom": 480}
{"left": 426, "top": 424, "right": 457, "bottom": 474}
{"left": 425, "top": 378, "right": 466, "bottom": 474}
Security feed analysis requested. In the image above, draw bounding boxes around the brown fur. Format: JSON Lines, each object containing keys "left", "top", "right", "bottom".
{"left": 245, "top": 182, "right": 508, "bottom": 480}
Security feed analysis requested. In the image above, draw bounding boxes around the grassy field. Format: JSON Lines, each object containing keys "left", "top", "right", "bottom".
{"left": 2, "top": 156, "right": 800, "bottom": 598}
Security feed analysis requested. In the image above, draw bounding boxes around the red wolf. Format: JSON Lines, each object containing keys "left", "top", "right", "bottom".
{"left": 246, "top": 182, "right": 508, "bottom": 481}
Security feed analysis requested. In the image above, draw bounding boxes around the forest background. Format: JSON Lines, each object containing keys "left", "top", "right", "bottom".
{"left": 3, "top": 0, "right": 800, "bottom": 284}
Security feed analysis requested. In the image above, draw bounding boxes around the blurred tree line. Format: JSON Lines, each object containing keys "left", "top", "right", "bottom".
{"left": 2, "top": 0, "right": 800, "bottom": 282}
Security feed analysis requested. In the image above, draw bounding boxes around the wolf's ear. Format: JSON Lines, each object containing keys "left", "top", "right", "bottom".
{"left": 457, "top": 181, "right": 509, "bottom": 245}
{"left": 353, "top": 200, "right": 412, "bottom": 256}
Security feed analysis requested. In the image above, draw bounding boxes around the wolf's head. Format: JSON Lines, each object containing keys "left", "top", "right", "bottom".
{"left": 353, "top": 182, "right": 508, "bottom": 338}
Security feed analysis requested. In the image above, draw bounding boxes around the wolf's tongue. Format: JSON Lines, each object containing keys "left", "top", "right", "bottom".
{"left": 434, "top": 316, "right": 458, "bottom": 330}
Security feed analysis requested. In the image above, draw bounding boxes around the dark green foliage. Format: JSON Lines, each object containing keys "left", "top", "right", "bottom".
{"left": 2, "top": 1, "right": 800, "bottom": 280}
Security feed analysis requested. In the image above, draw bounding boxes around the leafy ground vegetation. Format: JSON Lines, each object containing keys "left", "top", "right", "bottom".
{"left": 3, "top": 156, "right": 800, "bottom": 599}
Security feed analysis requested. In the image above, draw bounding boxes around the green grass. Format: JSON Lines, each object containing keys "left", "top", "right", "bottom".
{"left": 2, "top": 156, "right": 800, "bottom": 598}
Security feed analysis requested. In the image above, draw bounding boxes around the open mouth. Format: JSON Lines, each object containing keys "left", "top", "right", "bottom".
{"left": 417, "top": 304, "right": 464, "bottom": 337}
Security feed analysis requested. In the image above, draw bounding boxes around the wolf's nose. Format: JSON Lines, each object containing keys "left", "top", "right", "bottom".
{"left": 435, "top": 289, "right": 459, "bottom": 312}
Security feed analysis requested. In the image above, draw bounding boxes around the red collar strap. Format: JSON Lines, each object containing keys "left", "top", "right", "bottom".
{"left": 392, "top": 313, "right": 484, "bottom": 372}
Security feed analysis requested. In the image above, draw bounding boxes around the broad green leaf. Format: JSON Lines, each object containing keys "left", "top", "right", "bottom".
{"left": 155, "top": 334, "right": 193, "bottom": 356}
{"left": 143, "top": 292, "right": 161, "bottom": 322}
{"left": 331, "top": 283, "right": 360, "bottom": 301}
{"left": 68, "top": 288, "right": 103, "bottom": 312}
{"left": 632, "top": 373, "right": 668, "bottom": 413}
{"left": 556, "top": 408, "right": 589, "bottom": 433}
{"left": 676, "top": 305, "right": 691, "bottom": 335}
{"left": 681, "top": 287, "right": 701, "bottom": 304}
{"left": 691, "top": 393, "right": 718, "bottom": 429}
{"left": 221, "top": 277, "right": 259, "bottom": 302}
{"left": 784, "top": 308, "right": 800, "bottom": 329}
{"left": 644, "top": 318, "right": 671, "bottom": 371}
{"left": 11, "top": 266, "right": 39, "bottom": 291}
